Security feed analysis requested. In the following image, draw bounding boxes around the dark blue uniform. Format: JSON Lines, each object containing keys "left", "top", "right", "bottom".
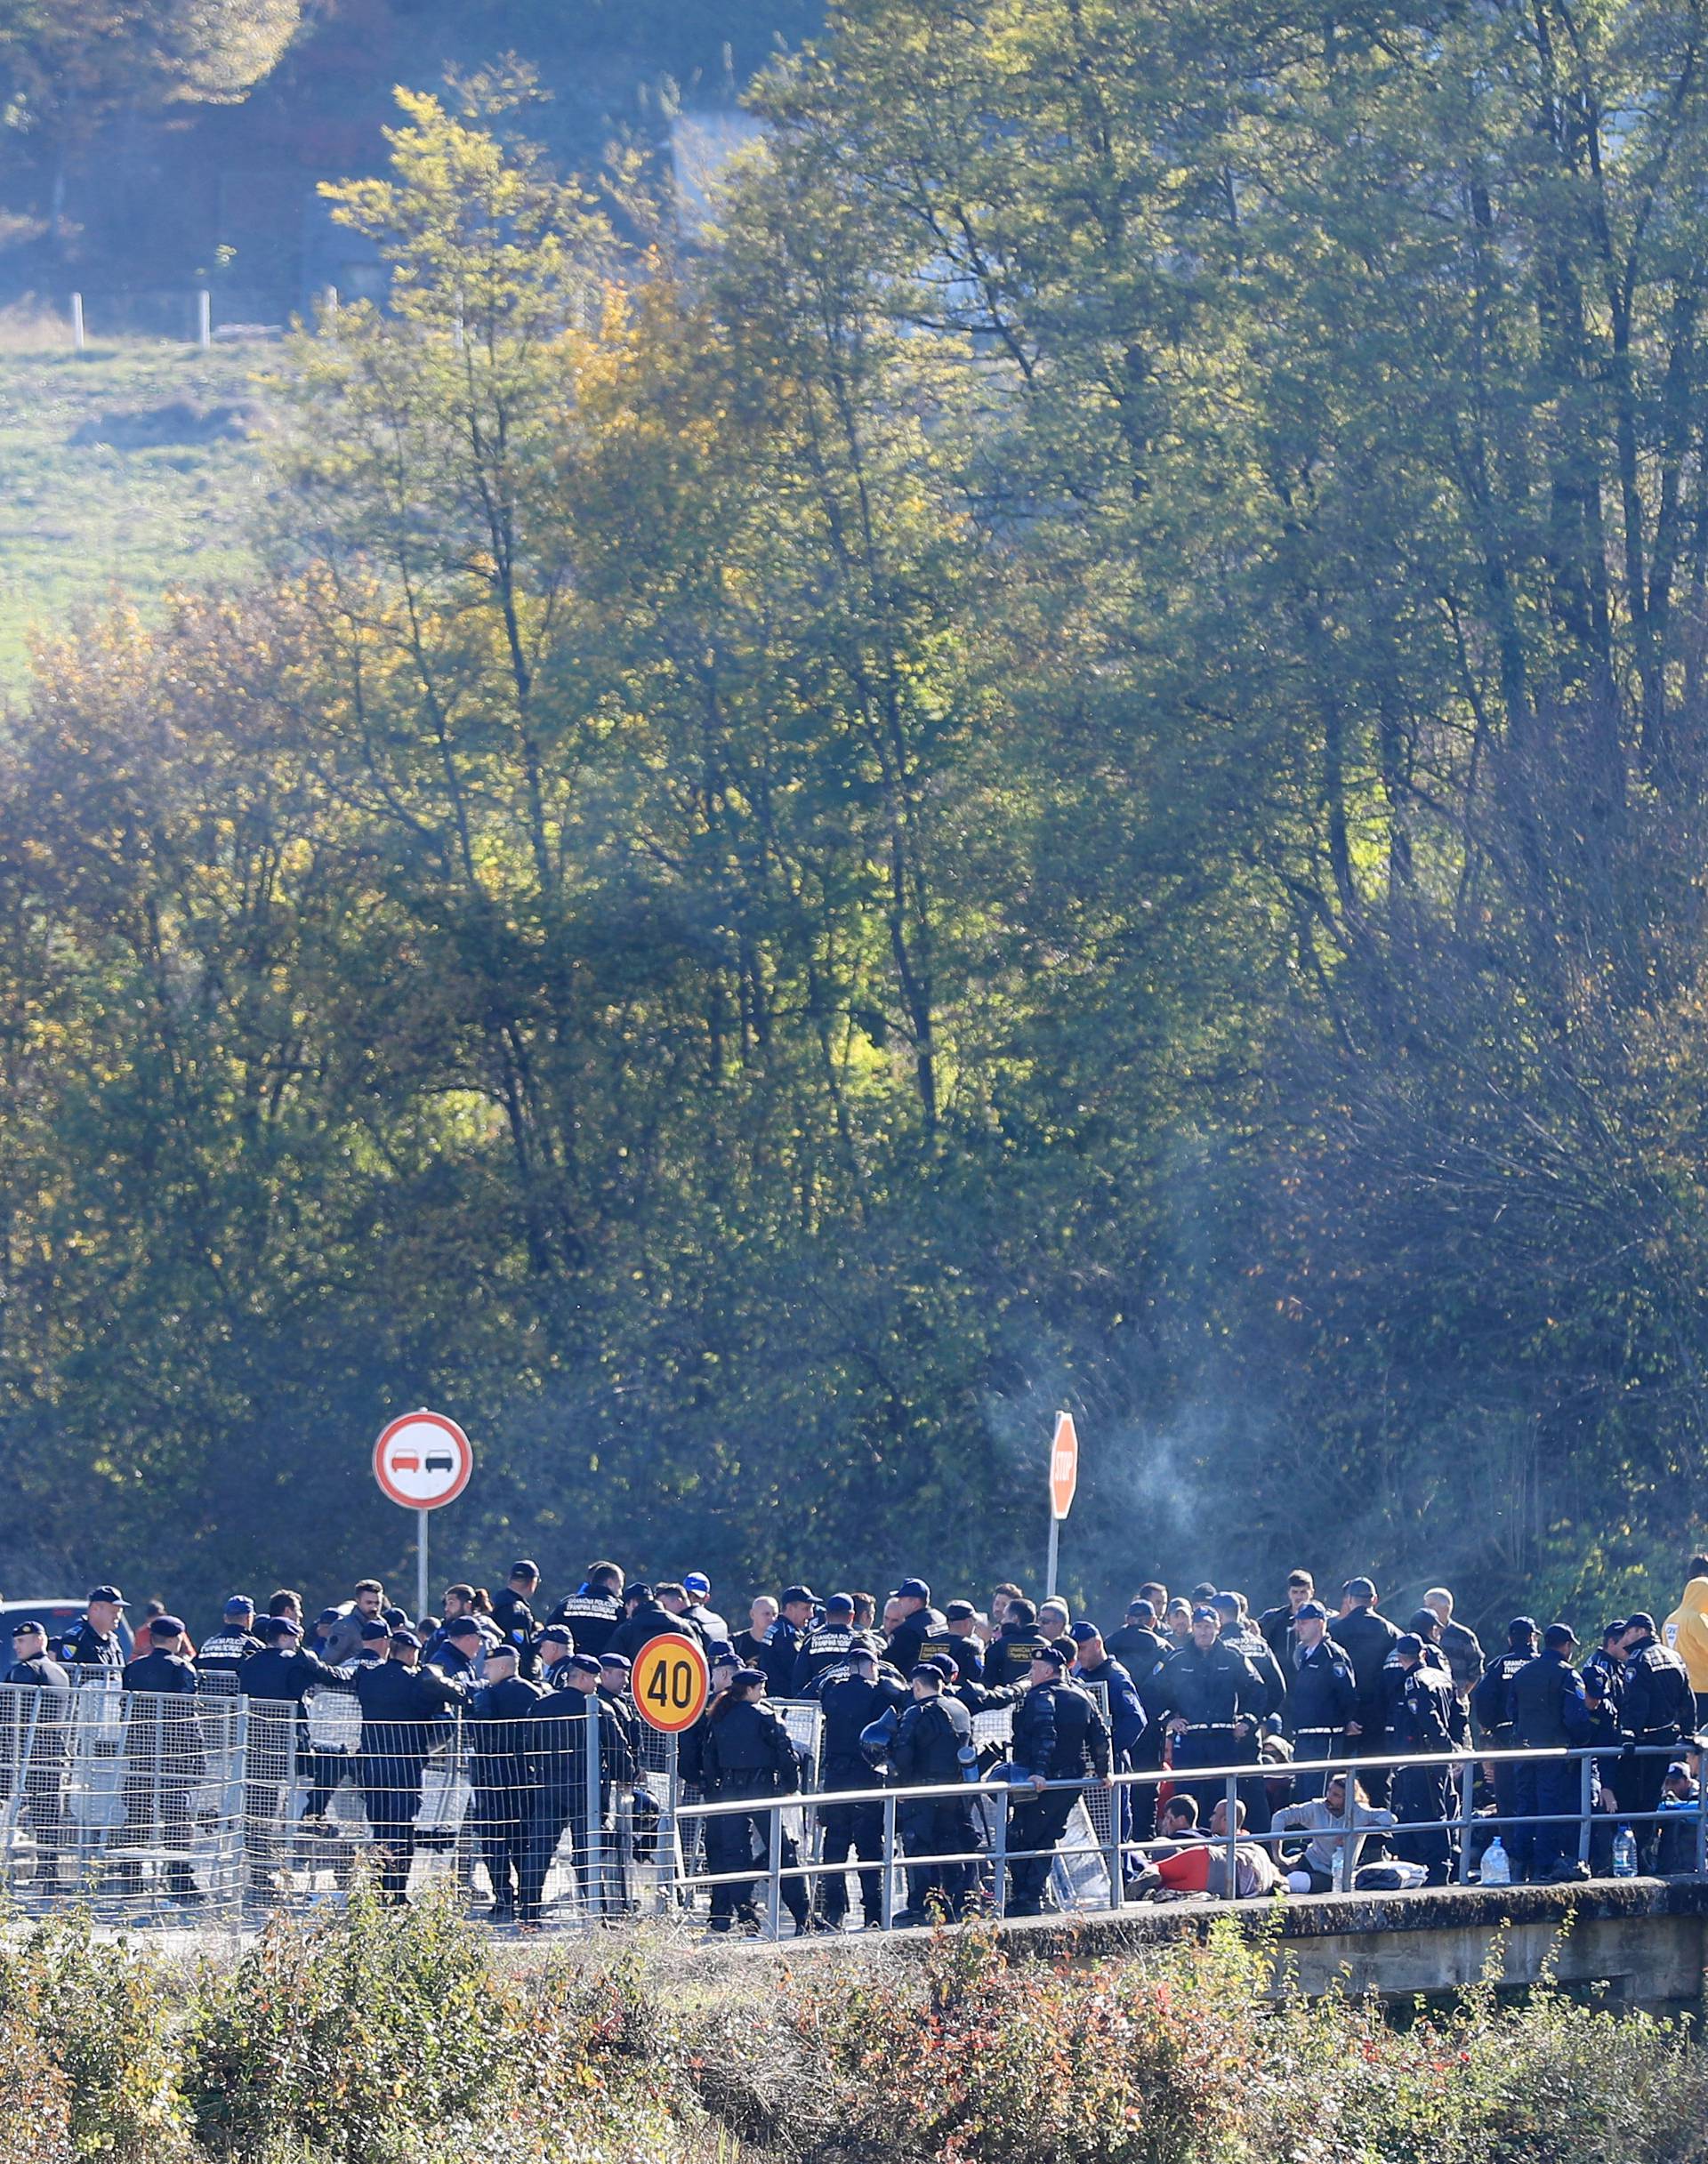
{"left": 890, "top": 1691, "right": 979, "bottom": 1920}
{"left": 1147, "top": 1640, "right": 1265, "bottom": 1820}
{"left": 1285, "top": 1637, "right": 1358, "bottom": 1798}
{"left": 120, "top": 1649, "right": 204, "bottom": 1900}
{"left": 469, "top": 1673, "right": 544, "bottom": 1914}
{"left": 56, "top": 1619, "right": 124, "bottom": 1672}
{"left": 1390, "top": 1662, "right": 1466, "bottom": 1885}
{"left": 815, "top": 1668, "right": 907, "bottom": 1925}
{"left": 350, "top": 1659, "right": 463, "bottom": 1900}
{"left": 1506, "top": 1651, "right": 1591, "bottom": 1879}
{"left": 1615, "top": 1630, "right": 1693, "bottom": 1868}
{"left": 1006, "top": 1680, "right": 1110, "bottom": 1911}
{"left": 699, "top": 1698, "right": 807, "bottom": 1931}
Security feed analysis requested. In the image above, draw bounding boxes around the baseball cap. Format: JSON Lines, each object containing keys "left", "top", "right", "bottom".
{"left": 224, "top": 1595, "right": 255, "bottom": 1616}
{"left": 1509, "top": 1615, "right": 1539, "bottom": 1642}
{"left": 732, "top": 1666, "right": 767, "bottom": 1687}
{"left": 897, "top": 1577, "right": 931, "bottom": 1604}
{"left": 445, "top": 1616, "right": 481, "bottom": 1640}
{"left": 89, "top": 1586, "right": 125, "bottom": 1606}
{"left": 314, "top": 1607, "right": 342, "bottom": 1629}
{"left": 1032, "top": 1645, "right": 1068, "bottom": 1669}
{"left": 389, "top": 1629, "right": 420, "bottom": 1648}
{"left": 945, "top": 1599, "right": 978, "bottom": 1623}
{"left": 1294, "top": 1600, "right": 1327, "bottom": 1621}
{"left": 1191, "top": 1605, "right": 1219, "bottom": 1625}
{"left": 683, "top": 1573, "right": 710, "bottom": 1597}
{"left": 908, "top": 1663, "right": 945, "bottom": 1684}
{"left": 539, "top": 1624, "right": 572, "bottom": 1646}
{"left": 1394, "top": 1633, "right": 1423, "bottom": 1657}
{"left": 1543, "top": 1622, "right": 1578, "bottom": 1651}
{"left": 1068, "top": 1621, "right": 1101, "bottom": 1645}
{"left": 705, "top": 1639, "right": 736, "bottom": 1665}
{"left": 10, "top": 1618, "right": 45, "bottom": 1637}
{"left": 268, "top": 1614, "right": 303, "bottom": 1637}
{"left": 825, "top": 1593, "right": 855, "bottom": 1617}
{"left": 510, "top": 1560, "right": 541, "bottom": 1579}
{"left": 622, "top": 1583, "right": 652, "bottom": 1605}
{"left": 781, "top": 1585, "right": 818, "bottom": 1607}
{"left": 359, "top": 1618, "right": 391, "bottom": 1641}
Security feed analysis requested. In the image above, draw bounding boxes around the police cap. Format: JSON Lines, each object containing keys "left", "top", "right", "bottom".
{"left": 897, "top": 1577, "right": 931, "bottom": 1604}
{"left": 151, "top": 1615, "right": 187, "bottom": 1639}
{"left": 1209, "top": 1592, "right": 1240, "bottom": 1618}
{"left": 266, "top": 1614, "right": 302, "bottom": 1638}
{"left": 485, "top": 1642, "right": 518, "bottom": 1664}
{"left": 538, "top": 1624, "right": 573, "bottom": 1646}
{"left": 1068, "top": 1621, "right": 1101, "bottom": 1645}
{"left": 314, "top": 1607, "right": 342, "bottom": 1629}
{"left": 1293, "top": 1600, "right": 1327, "bottom": 1621}
{"left": 1407, "top": 1609, "right": 1440, "bottom": 1636}
{"left": 88, "top": 1586, "right": 125, "bottom": 1607}
{"left": 510, "top": 1560, "right": 541, "bottom": 1581}
{"left": 389, "top": 1629, "right": 420, "bottom": 1648}
{"left": 781, "top": 1586, "right": 818, "bottom": 1608}
{"left": 359, "top": 1618, "right": 391, "bottom": 1641}
{"left": 382, "top": 1607, "right": 408, "bottom": 1629}
{"left": 224, "top": 1595, "right": 255, "bottom": 1617}
{"left": 1031, "top": 1645, "right": 1068, "bottom": 1670}
{"left": 945, "top": 1599, "right": 978, "bottom": 1624}
{"left": 599, "top": 1653, "right": 632, "bottom": 1672}
{"left": 1394, "top": 1633, "right": 1423, "bottom": 1658}
{"left": 1341, "top": 1577, "right": 1376, "bottom": 1604}
{"left": 10, "top": 1618, "right": 45, "bottom": 1637}
{"left": 1543, "top": 1623, "right": 1578, "bottom": 1651}
{"left": 1508, "top": 1615, "right": 1539, "bottom": 1644}
{"left": 445, "top": 1616, "right": 481, "bottom": 1640}
{"left": 706, "top": 1640, "right": 737, "bottom": 1666}
{"left": 567, "top": 1653, "right": 601, "bottom": 1677}
{"left": 926, "top": 1653, "right": 958, "bottom": 1679}
{"left": 621, "top": 1584, "right": 652, "bottom": 1605}
{"left": 908, "top": 1663, "right": 945, "bottom": 1685}
{"left": 1602, "top": 1619, "right": 1628, "bottom": 1644}
{"left": 1191, "top": 1605, "right": 1219, "bottom": 1625}
{"left": 825, "top": 1593, "right": 855, "bottom": 1617}
{"left": 732, "top": 1666, "right": 767, "bottom": 1687}
{"left": 1627, "top": 1612, "right": 1656, "bottom": 1635}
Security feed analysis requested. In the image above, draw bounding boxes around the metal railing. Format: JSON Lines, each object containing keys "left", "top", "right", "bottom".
{"left": 1, "top": 1672, "right": 1699, "bottom": 1936}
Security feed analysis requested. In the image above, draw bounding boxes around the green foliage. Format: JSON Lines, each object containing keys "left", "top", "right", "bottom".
{"left": 10, "top": 5, "right": 1708, "bottom": 1630}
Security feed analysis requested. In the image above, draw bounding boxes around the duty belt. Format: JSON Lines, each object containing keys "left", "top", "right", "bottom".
{"left": 1186, "top": 1721, "right": 1237, "bottom": 1732}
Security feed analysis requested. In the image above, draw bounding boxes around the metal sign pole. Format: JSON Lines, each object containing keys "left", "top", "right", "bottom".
{"left": 417, "top": 1509, "right": 428, "bottom": 1627}
{"left": 1045, "top": 1514, "right": 1060, "bottom": 1603}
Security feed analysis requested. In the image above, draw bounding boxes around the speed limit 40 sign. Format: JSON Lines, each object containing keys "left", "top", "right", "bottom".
{"left": 632, "top": 1633, "right": 710, "bottom": 1734}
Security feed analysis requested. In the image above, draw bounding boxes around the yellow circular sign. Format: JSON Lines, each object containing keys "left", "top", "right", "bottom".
{"left": 632, "top": 1632, "right": 711, "bottom": 1734}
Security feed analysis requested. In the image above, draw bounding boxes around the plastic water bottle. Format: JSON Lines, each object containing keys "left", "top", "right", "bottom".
{"left": 1613, "top": 1825, "right": 1638, "bottom": 1878}
{"left": 1480, "top": 1836, "right": 1511, "bottom": 1886}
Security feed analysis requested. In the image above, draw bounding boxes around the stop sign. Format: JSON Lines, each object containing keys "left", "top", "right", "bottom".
{"left": 1049, "top": 1412, "right": 1079, "bottom": 1522}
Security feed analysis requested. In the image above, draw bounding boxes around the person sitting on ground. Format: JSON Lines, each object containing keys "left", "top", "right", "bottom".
{"left": 1271, "top": 1773, "right": 1397, "bottom": 1892}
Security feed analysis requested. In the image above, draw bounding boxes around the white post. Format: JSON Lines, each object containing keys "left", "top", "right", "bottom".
{"left": 416, "top": 1508, "right": 429, "bottom": 1627}
{"left": 70, "top": 293, "right": 85, "bottom": 354}
{"left": 197, "top": 288, "right": 211, "bottom": 349}
{"left": 1045, "top": 1514, "right": 1060, "bottom": 1603}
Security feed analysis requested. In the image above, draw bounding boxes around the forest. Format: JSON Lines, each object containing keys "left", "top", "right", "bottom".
{"left": 2, "top": 0, "right": 1705, "bottom": 1632}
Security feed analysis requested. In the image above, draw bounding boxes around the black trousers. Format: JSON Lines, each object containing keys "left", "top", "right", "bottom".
{"left": 475, "top": 1792, "right": 526, "bottom": 1906}
{"left": 1392, "top": 1766, "right": 1454, "bottom": 1882}
{"left": 1171, "top": 1727, "right": 1253, "bottom": 1822}
{"left": 1513, "top": 1758, "right": 1580, "bottom": 1878}
{"left": 1006, "top": 1788, "right": 1076, "bottom": 1904}
{"left": 1619, "top": 1742, "right": 1674, "bottom": 1870}
{"left": 899, "top": 1796, "right": 979, "bottom": 1914}
{"left": 818, "top": 1794, "right": 884, "bottom": 1922}
{"left": 359, "top": 1757, "right": 423, "bottom": 1899}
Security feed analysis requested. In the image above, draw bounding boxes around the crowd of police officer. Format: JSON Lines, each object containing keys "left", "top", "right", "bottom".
{"left": 4, "top": 1552, "right": 1705, "bottom": 1926}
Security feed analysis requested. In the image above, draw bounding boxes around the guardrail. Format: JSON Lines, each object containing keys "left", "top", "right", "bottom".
{"left": 0, "top": 1672, "right": 1698, "bottom": 1936}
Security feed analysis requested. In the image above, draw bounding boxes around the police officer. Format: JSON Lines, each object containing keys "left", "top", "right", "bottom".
{"left": 681, "top": 1573, "right": 729, "bottom": 1644}
{"left": 546, "top": 1563, "right": 624, "bottom": 1659}
{"left": 350, "top": 1629, "right": 464, "bottom": 1903}
{"left": 525, "top": 1653, "right": 622, "bottom": 1925}
{"left": 1388, "top": 1631, "right": 1467, "bottom": 1885}
{"left": 985, "top": 1598, "right": 1051, "bottom": 1691}
{"left": 815, "top": 1641, "right": 907, "bottom": 1928}
{"left": 1580, "top": 1619, "right": 1626, "bottom": 1872}
{"left": 427, "top": 1615, "right": 485, "bottom": 1685}
{"left": 608, "top": 1584, "right": 703, "bottom": 1669}
{"left": 883, "top": 1580, "right": 943, "bottom": 1677}
{"left": 58, "top": 1585, "right": 127, "bottom": 1671}
{"left": 1472, "top": 1617, "right": 1539, "bottom": 1873}
{"left": 1283, "top": 1601, "right": 1358, "bottom": 1800}
{"left": 3, "top": 1619, "right": 72, "bottom": 1893}
{"left": 1617, "top": 1612, "right": 1694, "bottom": 1870}
{"left": 792, "top": 1593, "right": 867, "bottom": 1693}
{"left": 1507, "top": 1622, "right": 1592, "bottom": 1882}
{"left": 919, "top": 1601, "right": 986, "bottom": 1686}
{"left": 120, "top": 1614, "right": 205, "bottom": 1903}
{"left": 1333, "top": 1579, "right": 1402, "bottom": 1807}
{"left": 490, "top": 1562, "right": 543, "bottom": 1669}
{"left": 1104, "top": 1598, "right": 1171, "bottom": 1677}
{"left": 890, "top": 1663, "right": 981, "bottom": 1925}
{"left": 698, "top": 1668, "right": 810, "bottom": 1935}
{"left": 236, "top": 1615, "right": 351, "bottom": 1876}
{"left": 1147, "top": 1605, "right": 1266, "bottom": 1822}
{"left": 755, "top": 1587, "right": 817, "bottom": 1699}
{"left": 1211, "top": 1593, "right": 1287, "bottom": 1720}
{"left": 468, "top": 1643, "right": 543, "bottom": 1923}
{"left": 1005, "top": 1646, "right": 1111, "bottom": 1916}
{"left": 197, "top": 1597, "right": 263, "bottom": 1678}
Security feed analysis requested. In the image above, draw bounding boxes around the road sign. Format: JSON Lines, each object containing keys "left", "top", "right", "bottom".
{"left": 632, "top": 1632, "right": 711, "bottom": 1734}
{"left": 373, "top": 1410, "right": 473, "bottom": 1510}
{"left": 1049, "top": 1411, "right": 1080, "bottom": 1521}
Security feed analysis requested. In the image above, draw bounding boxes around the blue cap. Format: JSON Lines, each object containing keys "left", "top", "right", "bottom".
{"left": 151, "top": 1615, "right": 187, "bottom": 1638}
{"left": 1068, "top": 1621, "right": 1100, "bottom": 1645}
{"left": 683, "top": 1573, "right": 710, "bottom": 1597}
{"left": 706, "top": 1639, "right": 737, "bottom": 1665}
{"left": 224, "top": 1595, "right": 254, "bottom": 1616}
{"left": 898, "top": 1578, "right": 931, "bottom": 1604}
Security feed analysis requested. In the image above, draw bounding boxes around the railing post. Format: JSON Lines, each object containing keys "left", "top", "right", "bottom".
{"left": 1106, "top": 1775, "right": 1124, "bottom": 1908}
{"left": 882, "top": 1792, "right": 897, "bottom": 1929}
{"left": 1335, "top": 1762, "right": 1355, "bottom": 1893}
{"left": 1579, "top": 1751, "right": 1594, "bottom": 1870}
{"left": 765, "top": 1803, "right": 783, "bottom": 1938}
{"left": 992, "top": 1785, "right": 1009, "bottom": 1917}
{"left": 1223, "top": 1773, "right": 1238, "bottom": 1896}
{"left": 1457, "top": 1760, "right": 1476, "bottom": 1883}
{"left": 584, "top": 1695, "right": 603, "bottom": 1920}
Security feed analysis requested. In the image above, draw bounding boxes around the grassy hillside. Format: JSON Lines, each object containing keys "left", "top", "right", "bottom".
{"left": 0, "top": 327, "right": 270, "bottom": 688}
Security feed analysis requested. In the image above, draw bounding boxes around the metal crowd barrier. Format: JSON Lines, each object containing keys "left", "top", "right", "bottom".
{"left": 2, "top": 1670, "right": 1700, "bottom": 1938}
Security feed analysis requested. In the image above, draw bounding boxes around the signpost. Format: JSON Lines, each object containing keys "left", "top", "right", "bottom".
{"left": 373, "top": 1409, "right": 474, "bottom": 1622}
{"left": 631, "top": 1631, "right": 710, "bottom": 1915}
{"left": 1044, "top": 1410, "right": 1079, "bottom": 1601}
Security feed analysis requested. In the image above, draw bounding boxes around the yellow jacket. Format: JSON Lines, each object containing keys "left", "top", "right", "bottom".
{"left": 1664, "top": 1578, "right": 1708, "bottom": 1692}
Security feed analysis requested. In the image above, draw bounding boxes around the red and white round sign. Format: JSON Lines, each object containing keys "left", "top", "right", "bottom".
{"left": 373, "top": 1410, "right": 473, "bottom": 1510}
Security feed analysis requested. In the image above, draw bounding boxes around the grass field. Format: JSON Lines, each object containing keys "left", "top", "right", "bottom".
{"left": 0, "top": 327, "right": 271, "bottom": 688}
